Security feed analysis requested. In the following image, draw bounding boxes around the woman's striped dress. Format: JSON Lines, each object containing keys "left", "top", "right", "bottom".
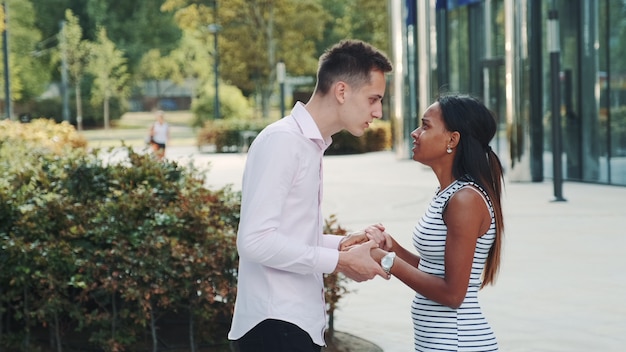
{"left": 411, "top": 179, "right": 498, "bottom": 351}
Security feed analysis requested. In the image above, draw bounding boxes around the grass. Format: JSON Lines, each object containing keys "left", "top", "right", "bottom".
{"left": 80, "top": 111, "right": 198, "bottom": 149}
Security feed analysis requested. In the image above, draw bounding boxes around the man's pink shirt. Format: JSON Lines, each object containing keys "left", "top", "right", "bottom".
{"left": 228, "top": 102, "right": 344, "bottom": 346}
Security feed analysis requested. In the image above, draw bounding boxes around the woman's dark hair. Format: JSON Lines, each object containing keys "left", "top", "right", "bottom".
{"left": 314, "top": 39, "right": 392, "bottom": 95}
{"left": 437, "top": 94, "right": 505, "bottom": 288}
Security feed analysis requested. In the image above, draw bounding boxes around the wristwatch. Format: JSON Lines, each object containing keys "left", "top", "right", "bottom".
{"left": 381, "top": 252, "right": 396, "bottom": 275}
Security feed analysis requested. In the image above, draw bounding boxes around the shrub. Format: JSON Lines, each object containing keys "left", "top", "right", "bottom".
{"left": 323, "top": 215, "right": 352, "bottom": 339}
{"left": 0, "top": 118, "right": 241, "bottom": 350}
{"left": 0, "top": 118, "right": 88, "bottom": 153}
{"left": 197, "top": 118, "right": 270, "bottom": 153}
{"left": 325, "top": 119, "right": 392, "bottom": 155}
{"left": 191, "top": 81, "right": 253, "bottom": 127}
{"left": 28, "top": 96, "right": 127, "bottom": 128}
{"left": 0, "top": 119, "right": 353, "bottom": 351}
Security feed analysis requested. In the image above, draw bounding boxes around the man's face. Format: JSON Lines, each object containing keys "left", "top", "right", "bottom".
{"left": 339, "top": 70, "right": 386, "bottom": 137}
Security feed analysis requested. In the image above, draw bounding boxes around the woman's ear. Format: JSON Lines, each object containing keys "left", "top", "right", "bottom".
{"left": 448, "top": 131, "right": 460, "bottom": 149}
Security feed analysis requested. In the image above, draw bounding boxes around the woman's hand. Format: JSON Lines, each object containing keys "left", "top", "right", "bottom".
{"left": 339, "top": 223, "right": 393, "bottom": 251}
{"left": 363, "top": 224, "right": 393, "bottom": 251}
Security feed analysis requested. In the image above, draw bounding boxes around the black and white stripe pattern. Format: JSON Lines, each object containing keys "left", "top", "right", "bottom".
{"left": 411, "top": 179, "right": 498, "bottom": 351}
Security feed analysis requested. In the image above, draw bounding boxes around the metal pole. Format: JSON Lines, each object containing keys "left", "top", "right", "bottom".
{"left": 2, "top": 2, "right": 11, "bottom": 120}
{"left": 213, "top": 29, "right": 219, "bottom": 119}
{"left": 276, "top": 61, "right": 285, "bottom": 118}
{"left": 212, "top": 1, "right": 220, "bottom": 119}
{"left": 60, "top": 20, "right": 70, "bottom": 122}
{"left": 548, "top": 7, "right": 566, "bottom": 201}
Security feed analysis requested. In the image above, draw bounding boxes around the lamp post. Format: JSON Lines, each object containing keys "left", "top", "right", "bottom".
{"left": 276, "top": 60, "right": 286, "bottom": 118}
{"left": 2, "top": 2, "right": 12, "bottom": 120}
{"left": 60, "top": 20, "right": 70, "bottom": 122}
{"left": 207, "top": 23, "right": 221, "bottom": 120}
{"left": 548, "top": 5, "right": 566, "bottom": 201}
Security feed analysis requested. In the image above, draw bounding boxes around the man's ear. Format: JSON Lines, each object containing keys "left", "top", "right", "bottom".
{"left": 448, "top": 131, "right": 460, "bottom": 149}
{"left": 334, "top": 81, "right": 347, "bottom": 104}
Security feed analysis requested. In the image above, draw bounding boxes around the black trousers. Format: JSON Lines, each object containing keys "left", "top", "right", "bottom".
{"left": 232, "top": 319, "right": 322, "bottom": 352}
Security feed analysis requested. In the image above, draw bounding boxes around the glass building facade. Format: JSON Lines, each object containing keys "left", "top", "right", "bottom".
{"left": 388, "top": 0, "right": 626, "bottom": 186}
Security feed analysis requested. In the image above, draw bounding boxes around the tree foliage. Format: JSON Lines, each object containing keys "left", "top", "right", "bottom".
{"left": 0, "top": 119, "right": 240, "bottom": 350}
{"left": 84, "top": 0, "right": 182, "bottom": 72}
{"left": 162, "top": 0, "right": 326, "bottom": 117}
{"left": 88, "top": 27, "right": 130, "bottom": 129}
{"left": 22, "top": 0, "right": 389, "bottom": 121}
{"left": 59, "top": 9, "right": 90, "bottom": 130}
{"left": 0, "top": 0, "right": 50, "bottom": 103}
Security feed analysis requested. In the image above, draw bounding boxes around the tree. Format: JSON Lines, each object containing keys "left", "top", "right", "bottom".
{"left": 59, "top": 9, "right": 89, "bottom": 131}
{"left": 88, "top": 27, "right": 129, "bottom": 129}
{"left": 0, "top": 0, "right": 50, "bottom": 106}
{"left": 340, "top": 0, "right": 390, "bottom": 55}
{"left": 163, "top": 0, "right": 325, "bottom": 118}
{"left": 85, "top": 0, "right": 182, "bottom": 74}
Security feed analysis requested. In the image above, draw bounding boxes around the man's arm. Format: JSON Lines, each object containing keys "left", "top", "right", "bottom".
{"left": 237, "top": 130, "right": 338, "bottom": 274}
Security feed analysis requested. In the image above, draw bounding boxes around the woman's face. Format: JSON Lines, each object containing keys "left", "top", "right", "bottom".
{"left": 410, "top": 102, "right": 453, "bottom": 165}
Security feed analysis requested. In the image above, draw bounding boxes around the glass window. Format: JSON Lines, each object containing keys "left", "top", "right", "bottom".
{"left": 446, "top": 7, "right": 470, "bottom": 92}
{"left": 601, "top": 0, "right": 626, "bottom": 185}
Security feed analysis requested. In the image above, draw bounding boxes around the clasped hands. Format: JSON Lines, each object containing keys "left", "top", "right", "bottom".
{"left": 335, "top": 223, "right": 393, "bottom": 282}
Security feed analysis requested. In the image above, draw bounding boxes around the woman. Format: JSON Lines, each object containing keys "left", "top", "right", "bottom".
{"left": 149, "top": 110, "right": 170, "bottom": 160}
{"left": 369, "top": 94, "right": 505, "bottom": 351}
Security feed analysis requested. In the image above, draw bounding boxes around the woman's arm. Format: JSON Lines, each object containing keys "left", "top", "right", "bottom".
{"left": 372, "top": 188, "right": 490, "bottom": 309}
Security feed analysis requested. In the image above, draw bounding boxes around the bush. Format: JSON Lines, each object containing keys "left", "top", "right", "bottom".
{"left": 197, "top": 118, "right": 271, "bottom": 153}
{"left": 0, "top": 119, "right": 241, "bottom": 350}
{"left": 28, "top": 96, "right": 127, "bottom": 128}
{"left": 198, "top": 118, "right": 392, "bottom": 155}
{"left": 325, "top": 119, "right": 392, "bottom": 155}
{"left": 323, "top": 215, "right": 352, "bottom": 339}
{"left": 0, "top": 119, "right": 353, "bottom": 351}
{"left": 191, "top": 81, "right": 253, "bottom": 127}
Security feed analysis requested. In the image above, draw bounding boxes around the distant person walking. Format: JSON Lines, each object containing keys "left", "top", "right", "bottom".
{"left": 149, "top": 110, "right": 170, "bottom": 160}
{"left": 368, "top": 94, "right": 505, "bottom": 351}
{"left": 228, "top": 39, "right": 393, "bottom": 352}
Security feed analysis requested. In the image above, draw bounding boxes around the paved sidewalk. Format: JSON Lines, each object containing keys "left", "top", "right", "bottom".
{"left": 166, "top": 147, "right": 626, "bottom": 351}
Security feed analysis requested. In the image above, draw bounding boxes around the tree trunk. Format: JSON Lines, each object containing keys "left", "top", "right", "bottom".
{"left": 111, "top": 292, "right": 117, "bottom": 339}
{"left": 188, "top": 306, "right": 196, "bottom": 352}
{"left": 327, "top": 311, "right": 335, "bottom": 341}
{"left": 0, "top": 286, "right": 3, "bottom": 352}
{"left": 54, "top": 311, "right": 62, "bottom": 352}
{"left": 22, "top": 287, "right": 30, "bottom": 350}
{"left": 150, "top": 305, "right": 158, "bottom": 352}
{"left": 261, "top": 88, "right": 271, "bottom": 119}
{"left": 75, "top": 83, "right": 83, "bottom": 131}
{"left": 103, "top": 95, "right": 110, "bottom": 130}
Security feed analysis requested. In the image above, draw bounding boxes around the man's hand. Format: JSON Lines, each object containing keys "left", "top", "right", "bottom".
{"left": 339, "top": 223, "right": 391, "bottom": 251}
{"left": 339, "top": 230, "right": 368, "bottom": 250}
{"left": 336, "top": 240, "right": 389, "bottom": 281}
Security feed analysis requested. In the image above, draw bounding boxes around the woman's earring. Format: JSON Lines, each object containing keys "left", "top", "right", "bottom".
{"left": 446, "top": 146, "right": 452, "bottom": 154}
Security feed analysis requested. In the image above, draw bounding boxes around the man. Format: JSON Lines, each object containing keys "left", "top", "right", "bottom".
{"left": 228, "top": 39, "right": 393, "bottom": 352}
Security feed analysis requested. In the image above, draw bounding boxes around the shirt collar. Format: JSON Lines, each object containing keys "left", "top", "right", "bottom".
{"left": 291, "top": 102, "right": 332, "bottom": 149}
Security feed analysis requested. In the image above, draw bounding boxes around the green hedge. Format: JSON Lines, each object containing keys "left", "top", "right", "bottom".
{"left": 197, "top": 118, "right": 392, "bottom": 154}
{"left": 0, "top": 119, "right": 352, "bottom": 351}
{"left": 325, "top": 120, "right": 392, "bottom": 155}
{"left": 197, "top": 119, "right": 270, "bottom": 153}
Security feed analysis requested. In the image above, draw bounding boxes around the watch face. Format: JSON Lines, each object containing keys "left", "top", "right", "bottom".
{"left": 382, "top": 252, "right": 395, "bottom": 271}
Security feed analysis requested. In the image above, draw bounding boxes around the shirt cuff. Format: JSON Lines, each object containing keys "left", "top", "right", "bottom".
{"left": 315, "top": 247, "right": 339, "bottom": 274}
{"left": 322, "top": 234, "right": 344, "bottom": 250}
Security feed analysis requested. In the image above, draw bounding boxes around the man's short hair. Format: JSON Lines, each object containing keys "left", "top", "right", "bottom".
{"left": 314, "top": 39, "right": 393, "bottom": 95}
